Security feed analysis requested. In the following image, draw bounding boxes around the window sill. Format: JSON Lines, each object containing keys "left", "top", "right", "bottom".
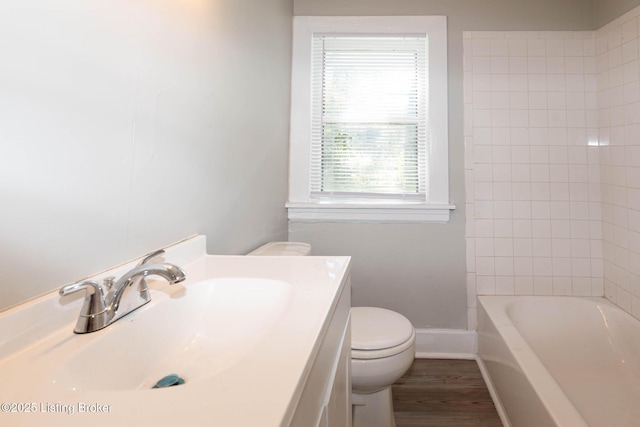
{"left": 286, "top": 202, "right": 455, "bottom": 224}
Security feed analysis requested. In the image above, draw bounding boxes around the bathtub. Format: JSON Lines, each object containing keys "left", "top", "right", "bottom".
{"left": 477, "top": 296, "right": 640, "bottom": 427}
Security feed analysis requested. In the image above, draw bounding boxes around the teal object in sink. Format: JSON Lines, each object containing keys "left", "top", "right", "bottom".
{"left": 152, "top": 374, "right": 185, "bottom": 389}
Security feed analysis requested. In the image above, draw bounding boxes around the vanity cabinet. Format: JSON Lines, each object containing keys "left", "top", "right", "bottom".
{"left": 290, "top": 277, "right": 352, "bottom": 427}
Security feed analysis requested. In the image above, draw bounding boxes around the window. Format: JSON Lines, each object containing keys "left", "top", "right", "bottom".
{"left": 288, "top": 16, "right": 453, "bottom": 223}
{"left": 312, "top": 36, "right": 426, "bottom": 198}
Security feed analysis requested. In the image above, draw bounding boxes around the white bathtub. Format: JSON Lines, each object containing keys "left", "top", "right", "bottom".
{"left": 477, "top": 296, "right": 640, "bottom": 427}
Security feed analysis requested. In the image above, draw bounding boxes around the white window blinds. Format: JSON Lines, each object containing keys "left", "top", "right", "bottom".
{"left": 310, "top": 35, "right": 428, "bottom": 200}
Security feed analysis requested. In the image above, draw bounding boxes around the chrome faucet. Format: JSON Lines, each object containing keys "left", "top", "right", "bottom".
{"left": 59, "top": 249, "right": 186, "bottom": 334}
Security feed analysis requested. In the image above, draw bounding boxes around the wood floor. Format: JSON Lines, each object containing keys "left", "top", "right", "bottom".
{"left": 392, "top": 359, "right": 504, "bottom": 427}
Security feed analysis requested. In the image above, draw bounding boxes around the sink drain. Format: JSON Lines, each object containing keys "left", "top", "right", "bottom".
{"left": 152, "top": 374, "right": 185, "bottom": 389}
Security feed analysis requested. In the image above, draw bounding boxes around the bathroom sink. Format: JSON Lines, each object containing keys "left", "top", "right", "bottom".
{"left": 0, "top": 236, "right": 351, "bottom": 427}
{"left": 54, "top": 278, "right": 291, "bottom": 391}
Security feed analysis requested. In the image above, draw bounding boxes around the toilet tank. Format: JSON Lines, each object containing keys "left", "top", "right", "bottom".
{"left": 246, "top": 241, "right": 311, "bottom": 256}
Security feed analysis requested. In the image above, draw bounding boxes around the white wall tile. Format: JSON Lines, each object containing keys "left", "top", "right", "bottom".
{"left": 532, "top": 238, "right": 552, "bottom": 256}
{"left": 514, "top": 257, "right": 533, "bottom": 275}
{"left": 550, "top": 165, "right": 569, "bottom": 181}
{"left": 608, "top": 27, "right": 623, "bottom": 50}
{"left": 529, "top": 92, "right": 548, "bottom": 109}
{"left": 573, "top": 277, "right": 592, "bottom": 296}
{"left": 552, "top": 258, "right": 572, "bottom": 276}
{"left": 475, "top": 219, "right": 494, "bottom": 237}
{"left": 491, "top": 39, "right": 509, "bottom": 56}
{"left": 476, "top": 277, "right": 496, "bottom": 296}
{"left": 528, "top": 74, "right": 548, "bottom": 91}
{"left": 491, "top": 57, "right": 510, "bottom": 73}
{"left": 551, "top": 201, "right": 572, "bottom": 219}
{"left": 508, "top": 38, "right": 527, "bottom": 55}
{"left": 527, "top": 39, "right": 546, "bottom": 56}
{"left": 551, "top": 219, "right": 572, "bottom": 237}
{"left": 622, "top": 18, "right": 638, "bottom": 42}
{"left": 495, "top": 276, "right": 515, "bottom": 294}
{"left": 476, "top": 237, "right": 495, "bottom": 256}
{"left": 511, "top": 146, "right": 531, "bottom": 163}
{"left": 566, "top": 57, "right": 584, "bottom": 74}
{"left": 491, "top": 74, "right": 510, "bottom": 91}
{"left": 467, "top": 307, "right": 478, "bottom": 330}
{"left": 534, "top": 276, "right": 553, "bottom": 294}
{"left": 548, "top": 74, "right": 567, "bottom": 92}
{"left": 492, "top": 145, "right": 511, "bottom": 163}
{"left": 564, "top": 39, "right": 584, "bottom": 57}
{"left": 494, "top": 219, "right": 514, "bottom": 237}
{"left": 623, "top": 39, "right": 639, "bottom": 63}
{"left": 572, "top": 238, "right": 592, "bottom": 257}
{"left": 532, "top": 218, "right": 552, "bottom": 237}
{"left": 494, "top": 200, "right": 513, "bottom": 218}
{"left": 510, "top": 74, "right": 529, "bottom": 90}
{"left": 511, "top": 111, "right": 529, "bottom": 127}
{"left": 552, "top": 238, "right": 572, "bottom": 257}
{"left": 546, "top": 39, "right": 565, "bottom": 56}
{"left": 513, "top": 219, "right": 533, "bottom": 237}
{"left": 493, "top": 164, "right": 512, "bottom": 181}
{"left": 514, "top": 238, "right": 533, "bottom": 256}
{"left": 495, "top": 257, "right": 515, "bottom": 275}
{"left": 513, "top": 186, "right": 532, "bottom": 203}
{"left": 533, "top": 257, "right": 553, "bottom": 275}
{"left": 472, "top": 39, "right": 492, "bottom": 56}
{"left": 591, "top": 277, "right": 603, "bottom": 296}
{"left": 460, "top": 27, "right": 640, "bottom": 319}
{"left": 550, "top": 183, "right": 570, "bottom": 200}
{"left": 512, "top": 165, "right": 532, "bottom": 182}
{"left": 476, "top": 257, "right": 496, "bottom": 275}
{"left": 566, "top": 74, "right": 585, "bottom": 91}
{"left": 532, "top": 165, "right": 551, "bottom": 182}
{"left": 509, "top": 57, "right": 528, "bottom": 74}
{"left": 571, "top": 220, "right": 591, "bottom": 237}
{"left": 567, "top": 91, "right": 586, "bottom": 109}
{"left": 553, "top": 276, "right": 573, "bottom": 295}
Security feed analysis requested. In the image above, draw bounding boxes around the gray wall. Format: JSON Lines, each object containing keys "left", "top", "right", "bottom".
{"left": 290, "top": 0, "right": 594, "bottom": 329}
{"left": 595, "top": 0, "right": 640, "bottom": 28}
{"left": 0, "top": 0, "right": 292, "bottom": 311}
{"left": 5, "top": 0, "right": 636, "bottom": 323}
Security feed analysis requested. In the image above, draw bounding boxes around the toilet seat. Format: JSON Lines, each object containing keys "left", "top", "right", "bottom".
{"left": 351, "top": 307, "right": 415, "bottom": 360}
{"left": 352, "top": 329, "right": 415, "bottom": 359}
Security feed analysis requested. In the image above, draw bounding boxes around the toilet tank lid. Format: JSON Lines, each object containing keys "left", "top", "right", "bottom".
{"left": 246, "top": 242, "right": 311, "bottom": 256}
{"left": 351, "top": 307, "right": 414, "bottom": 350}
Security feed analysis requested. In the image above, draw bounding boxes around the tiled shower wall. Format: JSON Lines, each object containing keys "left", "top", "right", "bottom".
{"left": 463, "top": 30, "right": 602, "bottom": 329}
{"left": 465, "top": 5, "right": 640, "bottom": 328}
{"left": 597, "top": 9, "right": 640, "bottom": 318}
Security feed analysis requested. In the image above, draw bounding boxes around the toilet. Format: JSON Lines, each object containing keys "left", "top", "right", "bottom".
{"left": 248, "top": 242, "right": 416, "bottom": 427}
{"left": 350, "top": 307, "right": 415, "bottom": 427}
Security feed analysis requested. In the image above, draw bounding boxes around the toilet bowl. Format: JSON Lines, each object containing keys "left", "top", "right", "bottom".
{"left": 351, "top": 307, "right": 415, "bottom": 427}
{"left": 248, "top": 242, "right": 415, "bottom": 427}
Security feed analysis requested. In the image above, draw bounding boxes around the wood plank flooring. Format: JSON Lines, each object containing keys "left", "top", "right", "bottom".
{"left": 392, "top": 359, "right": 504, "bottom": 427}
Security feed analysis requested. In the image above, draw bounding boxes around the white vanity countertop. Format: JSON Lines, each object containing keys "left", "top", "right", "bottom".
{"left": 0, "top": 236, "right": 351, "bottom": 426}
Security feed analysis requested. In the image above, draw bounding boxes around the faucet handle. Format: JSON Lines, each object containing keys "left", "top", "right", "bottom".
{"left": 60, "top": 281, "right": 107, "bottom": 313}
{"left": 138, "top": 249, "right": 166, "bottom": 266}
{"left": 60, "top": 280, "right": 103, "bottom": 298}
{"left": 59, "top": 281, "right": 108, "bottom": 333}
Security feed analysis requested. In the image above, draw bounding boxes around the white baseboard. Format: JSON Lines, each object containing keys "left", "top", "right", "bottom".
{"left": 414, "top": 328, "right": 477, "bottom": 359}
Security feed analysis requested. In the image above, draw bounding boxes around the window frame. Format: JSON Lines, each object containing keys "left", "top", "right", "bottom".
{"left": 288, "top": 16, "right": 454, "bottom": 223}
